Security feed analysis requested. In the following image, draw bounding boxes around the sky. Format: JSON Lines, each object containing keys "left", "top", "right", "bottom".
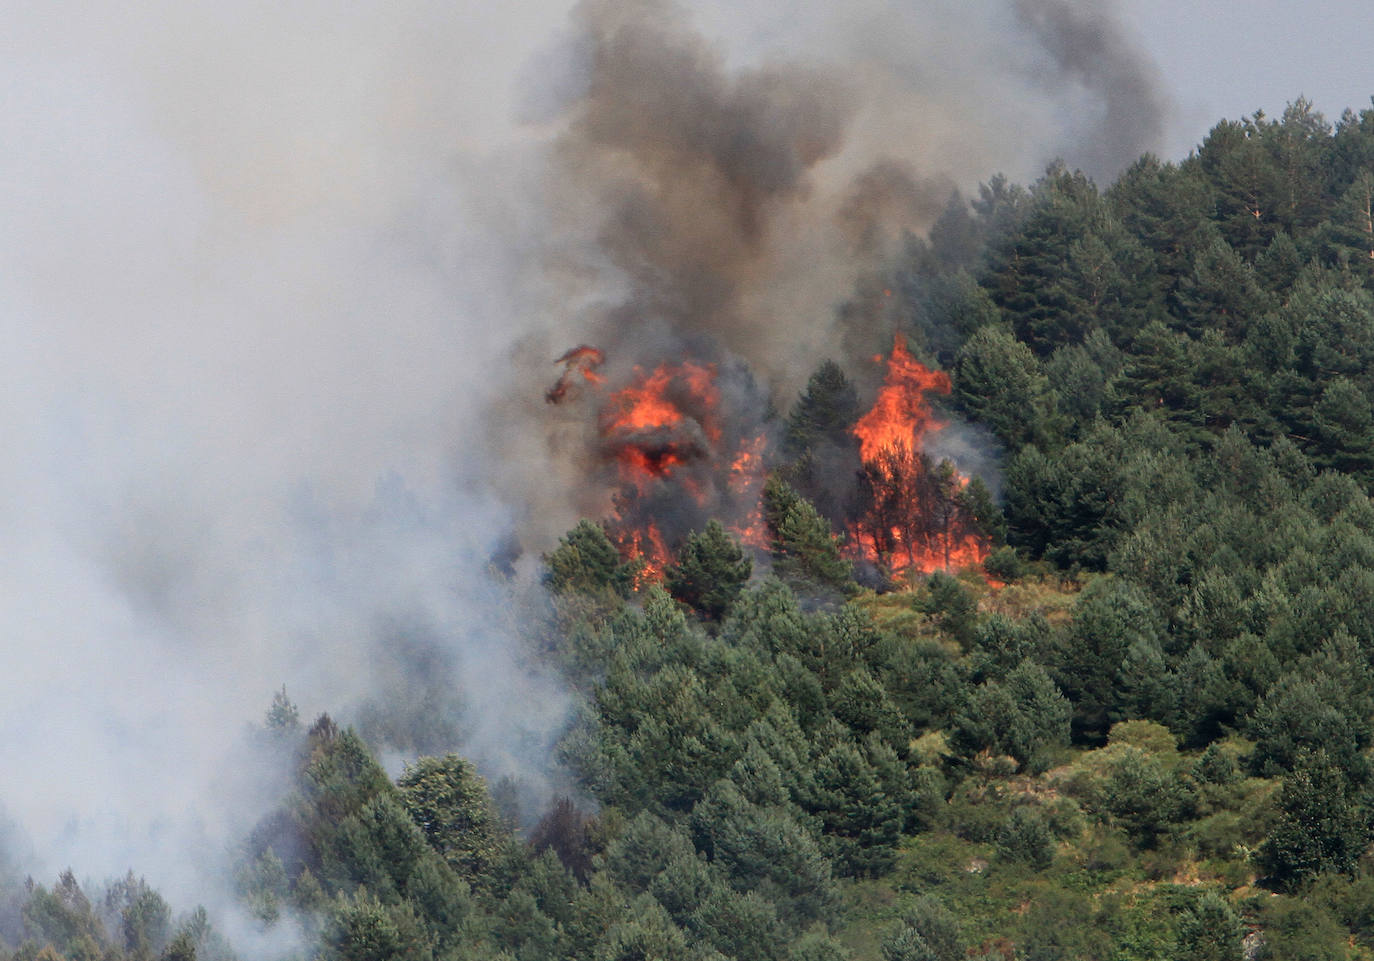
{"left": 1122, "top": 0, "right": 1374, "bottom": 158}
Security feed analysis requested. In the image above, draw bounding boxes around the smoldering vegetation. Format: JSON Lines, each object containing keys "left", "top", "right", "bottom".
{"left": 0, "top": 0, "right": 1171, "bottom": 940}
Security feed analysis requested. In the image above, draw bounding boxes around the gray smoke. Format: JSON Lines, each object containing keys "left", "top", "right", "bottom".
{"left": 497, "top": 0, "right": 1173, "bottom": 542}
{"left": 1012, "top": 0, "right": 1169, "bottom": 179}
{"left": 0, "top": 0, "right": 570, "bottom": 927}
{"left": 0, "top": 0, "right": 1172, "bottom": 942}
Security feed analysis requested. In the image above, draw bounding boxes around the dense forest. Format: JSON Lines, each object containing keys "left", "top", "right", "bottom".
{"left": 14, "top": 97, "right": 1374, "bottom": 960}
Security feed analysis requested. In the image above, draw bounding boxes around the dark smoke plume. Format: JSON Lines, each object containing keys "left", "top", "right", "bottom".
{"left": 1012, "top": 0, "right": 1168, "bottom": 178}
{"left": 552, "top": 0, "right": 855, "bottom": 368}
{"left": 498, "top": 0, "right": 1174, "bottom": 549}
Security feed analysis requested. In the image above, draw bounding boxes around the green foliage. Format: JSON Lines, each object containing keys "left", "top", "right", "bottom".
{"left": 396, "top": 754, "right": 503, "bottom": 885}
{"left": 953, "top": 326, "right": 1057, "bottom": 448}
{"left": 785, "top": 361, "right": 860, "bottom": 458}
{"left": 103, "top": 874, "right": 171, "bottom": 961}
{"left": 21, "top": 872, "right": 105, "bottom": 961}
{"left": 1249, "top": 895, "right": 1351, "bottom": 961}
{"left": 762, "top": 477, "right": 855, "bottom": 594}
{"left": 880, "top": 925, "right": 939, "bottom": 961}
{"left": 1192, "top": 744, "right": 1238, "bottom": 786}
{"left": 919, "top": 572, "right": 977, "bottom": 647}
{"left": 1055, "top": 578, "right": 1165, "bottom": 738}
{"left": 323, "top": 889, "right": 435, "bottom": 961}
{"left": 665, "top": 521, "right": 752, "bottom": 621}
{"left": 690, "top": 778, "right": 838, "bottom": 925}
{"left": 953, "top": 660, "right": 1070, "bottom": 773}
{"left": 1259, "top": 750, "right": 1370, "bottom": 890}
{"left": 995, "top": 806, "right": 1055, "bottom": 869}
{"left": 981, "top": 545, "right": 1024, "bottom": 582}
{"left": 805, "top": 733, "right": 909, "bottom": 877}
{"left": 1176, "top": 891, "right": 1243, "bottom": 961}
{"left": 1091, "top": 747, "right": 1196, "bottom": 849}
{"left": 264, "top": 685, "right": 301, "bottom": 738}
{"left": 1247, "top": 670, "right": 1373, "bottom": 779}
{"left": 545, "top": 520, "right": 635, "bottom": 598}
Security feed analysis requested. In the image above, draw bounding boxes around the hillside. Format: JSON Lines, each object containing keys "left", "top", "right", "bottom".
{"left": 11, "top": 99, "right": 1374, "bottom": 961}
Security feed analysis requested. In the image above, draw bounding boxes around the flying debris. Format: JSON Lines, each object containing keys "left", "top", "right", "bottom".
{"left": 545, "top": 345, "right": 607, "bottom": 404}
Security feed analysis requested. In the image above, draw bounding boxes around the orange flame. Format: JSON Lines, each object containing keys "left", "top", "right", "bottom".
{"left": 615, "top": 524, "right": 672, "bottom": 587}
{"left": 600, "top": 362, "right": 720, "bottom": 438}
{"left": 847, "top": 336, "right": 989, "bottom": 579}
{"left": 851, "top": 334, "right": 951, "bottom": 462}
{"left": 600, "top": 362, "right": 719, "bottom": 487}
{"left": 727, "top": 434, "right": 769, "bottom": 549}
{"left": 556, "top": 336, "right": 993, "bottom": 588}
{"left": 599, "top": 362, "right": 734, "bottom": 578}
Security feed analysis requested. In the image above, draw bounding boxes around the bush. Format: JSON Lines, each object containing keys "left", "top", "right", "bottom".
{"left": 995, "top": 806, "right": 1055, "bottom": 870}
{"left": 983, "top": 546, "right": 1027, "bottom": 582}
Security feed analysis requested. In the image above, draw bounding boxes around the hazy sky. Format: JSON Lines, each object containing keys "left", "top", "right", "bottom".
{"left": 1122, "top": 0, "right": 1374, "bottom": 158}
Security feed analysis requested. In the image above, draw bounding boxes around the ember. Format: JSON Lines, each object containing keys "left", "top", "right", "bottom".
{"left": 546, "top": 344, "right": 607, "bottom": 404}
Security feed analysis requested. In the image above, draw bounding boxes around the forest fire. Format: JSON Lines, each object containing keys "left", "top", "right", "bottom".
{"left": 599, "top": 361, "right": 721, "bottom": 490}
{"left": 852, "top": 334, "right": 951, "bottom": 461}
{"left": 553, "top": 336, "right": 990, "bottom": 586}
{"left": 847, "top": 336, "right": 989, "bottom": 578}
{"left": 591, "top": 360, "right": 767, "bottom": 582}
{"left": 615, "top": 523, "right": 672, "bottom": 587}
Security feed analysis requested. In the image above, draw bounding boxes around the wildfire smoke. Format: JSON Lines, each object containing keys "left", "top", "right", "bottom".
{"left": 505, "top": 0, "right": 1167, "bottom": 582}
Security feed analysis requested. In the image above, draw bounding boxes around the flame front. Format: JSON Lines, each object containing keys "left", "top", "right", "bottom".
{"left": 847, "top": 335, "right": 989, "bottom": 579}
{"left": 552, "top": 336, "right": 993, "bottom": 589}
{"left": 852, "top": 334, "right": 951, "bottom": 462}
{"left": 600, "top": 361, "right": 719, "bottom": 488}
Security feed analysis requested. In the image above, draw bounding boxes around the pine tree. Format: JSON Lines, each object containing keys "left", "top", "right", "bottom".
{"left": 665, "top": 521, "right": 752, "bottom": 620}
{"left": 545, "top": 520, "right": 635, "bottom": 597}
{"left": 761, "top": 478, "right": 853, "bottom": 593}
{"left": 396, "top": 755, "right": 504, "bottom": 885}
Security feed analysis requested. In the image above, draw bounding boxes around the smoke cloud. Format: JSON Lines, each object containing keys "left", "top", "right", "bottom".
{"left": 0, "top": 0, "right": 1169, "bottom": 937}
{"left": 496, "top": 0, "right": 1172, "bottom": 539}
{"left": 1011, "top": 0, "right": 1168, "bottom": 177}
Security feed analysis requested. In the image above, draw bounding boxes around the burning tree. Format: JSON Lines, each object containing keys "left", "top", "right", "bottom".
{"left": 589, "top": 359, "right": 768, "bottom": 583}
{"left": 545, "top": 333, "right": 992, "bottom": 591}
{"left": 846, "top": 335, "right": 991, "bottom": 579}
{"left": 853, "top": 447, "right": 983, "bottom": 575}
